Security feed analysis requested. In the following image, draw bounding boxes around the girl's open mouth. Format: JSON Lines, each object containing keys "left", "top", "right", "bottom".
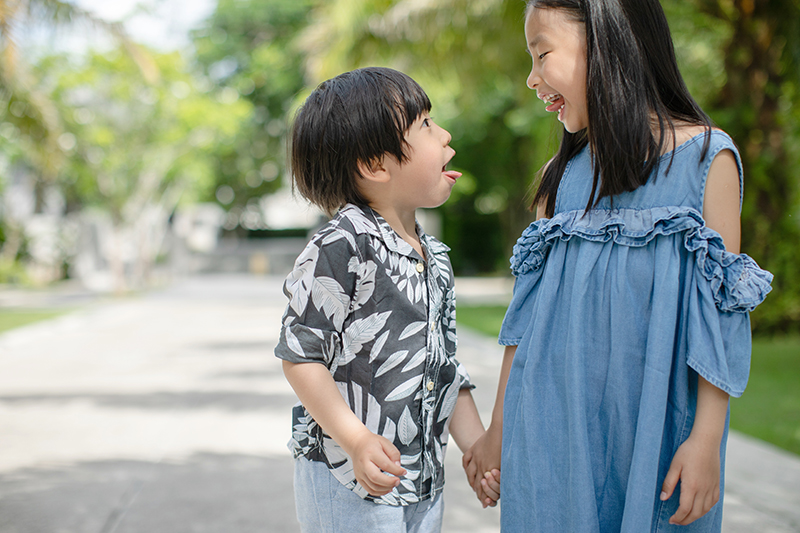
{"left": 542, "top": 93, "right": 565, "bottom": 113}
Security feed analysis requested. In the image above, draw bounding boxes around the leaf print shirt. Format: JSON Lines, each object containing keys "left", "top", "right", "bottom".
{"left": 275, "top": 204, "right": 473, "bottom": 506}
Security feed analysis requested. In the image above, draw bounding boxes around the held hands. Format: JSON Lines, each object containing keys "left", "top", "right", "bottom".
{"left": 346, "top": 428, "right": 407, "bottom": 497}
{"left": 462, "top": 425, "right": 503, "bottom": 508}
{"left": 661, "top": 434, "right": 721, "bottom": 525}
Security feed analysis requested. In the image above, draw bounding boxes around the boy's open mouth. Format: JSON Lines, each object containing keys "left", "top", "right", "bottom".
{"left": 442, "top": 163, "right": 462, "bottom": 181}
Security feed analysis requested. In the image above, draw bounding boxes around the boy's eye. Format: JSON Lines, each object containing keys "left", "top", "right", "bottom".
{"left": 422, "top": 118, "right": 431, "bottom": 127}
{"left": 538, "top": 52, "right": 547, "bottom": 60}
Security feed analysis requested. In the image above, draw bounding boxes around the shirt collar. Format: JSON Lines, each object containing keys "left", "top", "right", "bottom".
{"left": 338, "top": 204, "right": 450, "bottom": 259}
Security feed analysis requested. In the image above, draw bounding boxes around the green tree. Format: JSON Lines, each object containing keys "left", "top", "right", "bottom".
{"left": 191, "top": 0, "right": 314, "bottom": 231}
{"left": 668, "top": 0, "right": 800, "bottom": 332}
{"left": 26, "top": 49, "right": 250, "bottom": 290}
{"left": 0, "top": 0, "right": 155, "bottom": 276}
{"left": 301, "top": 0, "right": 800, "bottom": 331}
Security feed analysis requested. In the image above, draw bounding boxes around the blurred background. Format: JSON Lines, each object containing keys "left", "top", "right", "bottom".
{"left": 2, "top": 0, "right": 799, "bottom": 328}
{"left": 2, "top": 0, "right": 799, "bottom": 330}
{"left": 1, "top": 1, "right": 799, "bottom": 531}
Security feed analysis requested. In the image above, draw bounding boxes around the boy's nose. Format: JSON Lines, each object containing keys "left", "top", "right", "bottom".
{"left": 441, "top": 126, "right": 452, "bottom": 146}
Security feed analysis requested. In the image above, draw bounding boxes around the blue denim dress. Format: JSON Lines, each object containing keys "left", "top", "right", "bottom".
{"left": 498, "top": 131, "right": 773, "bottom": 532}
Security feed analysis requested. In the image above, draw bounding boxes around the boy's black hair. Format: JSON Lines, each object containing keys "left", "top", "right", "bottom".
{"left": 526, "top": 0, "right": 712, "bottom": 217}
{"left": 290, "top": 67, "right": 432, "bottom": 216}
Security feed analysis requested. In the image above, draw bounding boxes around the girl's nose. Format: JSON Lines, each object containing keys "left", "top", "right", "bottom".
{"left": 527, "top": 69, "right": 539, "bottom": 90}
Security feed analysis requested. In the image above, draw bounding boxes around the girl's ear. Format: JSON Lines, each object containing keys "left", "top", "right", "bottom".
{"left": 357, "top": 156, "right": 391, "bottom": 184}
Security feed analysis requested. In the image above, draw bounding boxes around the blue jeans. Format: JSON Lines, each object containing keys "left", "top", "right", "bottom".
{"left": 293, "top": 457, "right": 444, "bottom": 533}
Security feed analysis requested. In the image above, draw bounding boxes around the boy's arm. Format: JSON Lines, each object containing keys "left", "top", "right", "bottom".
{"left": 449, "top": 389, "right": 501, "bottom": 506}
{"left": 282, "top": 360, "right": 406, "bottom": 496}
{"left": 661, "top": 376, "right": 729, "bottom": 525}
{"left": 448, "top": 389, "right": 485, "bottom": 453}
{"left": 462, "top": 345, "right": 516, "bottom": 505}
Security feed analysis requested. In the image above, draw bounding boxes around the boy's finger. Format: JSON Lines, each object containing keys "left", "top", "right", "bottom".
{"left": 464, "top": 459, "right": 478, "bottom": 486}
{"left": 462, "top": 449, "right": 473, "bottom": 469}
{"left": 374, "top": 450, "right": 406, "bottom": 477}
{"left": 380, "top": 438, "right": 402, "bottom": 464}
{"left": 491, "top": 468, "right": 501, "bottom": 483}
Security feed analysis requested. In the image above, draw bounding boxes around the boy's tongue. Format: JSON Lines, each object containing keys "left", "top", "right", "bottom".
{"left": 443, "top": 170, "right": 462, "bottom": 180}
{"left": 546, "top": 96, "right": 564, "bottom": 112}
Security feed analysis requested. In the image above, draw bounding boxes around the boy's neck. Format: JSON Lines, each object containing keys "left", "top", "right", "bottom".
{"left": 369, "top": 204, "right": 425, "bottom": 258}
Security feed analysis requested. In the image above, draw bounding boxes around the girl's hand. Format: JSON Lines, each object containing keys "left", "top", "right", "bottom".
{"left": 347, "top": 429, "right": 407, "bottom": 497}
{"left": 480, "top": 469, "right": 501, "bottom": 506}
{"left": 463, "top": 424, "right": 502, "bottom": 507}
{"left": 660, "top": 434, "right": 721, "bottom": 525}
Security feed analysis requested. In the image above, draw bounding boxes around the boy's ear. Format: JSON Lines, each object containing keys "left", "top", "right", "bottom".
{"left": 357, "top": 156, "right": 390, "bottom": 183}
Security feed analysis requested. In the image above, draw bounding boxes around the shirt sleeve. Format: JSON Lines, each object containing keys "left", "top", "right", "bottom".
{"left": 275, "top": 228, "right": 359, "bottom": 367}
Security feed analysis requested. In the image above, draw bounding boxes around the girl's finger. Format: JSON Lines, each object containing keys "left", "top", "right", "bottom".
{"left": 481, "top": 478, "right": 500, "bottom": 501}
{"left": 660, "top": 463, "right": 681, "bottom": 501}
{"left": 670, "top": 487, "right": 694, "bottom": 525}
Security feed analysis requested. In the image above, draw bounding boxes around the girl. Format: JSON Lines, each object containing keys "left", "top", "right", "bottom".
{"left": 463, "top": 1, "right": 773, "bottom": 531}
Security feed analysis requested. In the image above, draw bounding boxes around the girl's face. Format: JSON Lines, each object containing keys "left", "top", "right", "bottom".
{"left": 525, "top": 8, "right": 588, "bottom": 133}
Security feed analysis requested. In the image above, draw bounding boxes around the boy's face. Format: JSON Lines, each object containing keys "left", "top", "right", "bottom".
{"left": 382, "top": 113, "right": 461, "bottom": 210}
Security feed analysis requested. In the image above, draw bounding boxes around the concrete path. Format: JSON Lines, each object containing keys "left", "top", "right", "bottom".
{"left": 0, "top": 274, "right": 797, "bottom": 532}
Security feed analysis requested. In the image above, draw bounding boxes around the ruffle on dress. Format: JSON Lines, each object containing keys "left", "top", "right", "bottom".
{"left": 510, "top": 207, "right": 773, "bottom": 313}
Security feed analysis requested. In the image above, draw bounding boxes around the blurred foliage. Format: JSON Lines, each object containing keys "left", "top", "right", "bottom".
{"left": 1, "top": 0, "right": 798, "bottom": 331}
{"left": 38, "top": 50, "right": 250, "bottom": 219}
{"left": 190, "top": 0, "right": 313, "bottom": 231}
{"left": 293, "top": 0, "right": 800, "bottom": 331}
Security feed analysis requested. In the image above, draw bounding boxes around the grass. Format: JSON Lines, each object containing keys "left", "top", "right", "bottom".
{"left": 730, "top": 336, "right": 800, "bottom": 456}
{"left": 457, "top": 305, "right": 509, "bottom": 338}
{"left": 0, "top": 309, "right": 68, "bottom": 334}
{"left": 457, "top": 304, "right": 800, "bottom": 456}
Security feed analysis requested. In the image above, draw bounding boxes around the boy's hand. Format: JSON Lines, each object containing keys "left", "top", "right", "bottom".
{"left": 661, "top": 434, "right": 721, "bottom": 525}
{"left": 347, "top": 429, "right": 407, "bottom": 497}
{"left": 462, "top": 425, "right": 502, "bottom": 507}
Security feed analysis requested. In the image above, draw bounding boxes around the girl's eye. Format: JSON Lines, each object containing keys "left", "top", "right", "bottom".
{"left": 538, "top": 52, "right": 548, "bottom": 60}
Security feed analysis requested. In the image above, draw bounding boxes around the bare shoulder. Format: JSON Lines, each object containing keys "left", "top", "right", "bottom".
{"left": 672, "top": 122, "right": 709, "bottom": 146}
{"left": 703, "top": 146, "right": 741, "bottom": 253}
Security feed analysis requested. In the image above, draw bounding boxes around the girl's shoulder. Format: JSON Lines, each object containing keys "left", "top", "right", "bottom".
{"left": 663, "top": 124, "right": 733, "bottom": 156}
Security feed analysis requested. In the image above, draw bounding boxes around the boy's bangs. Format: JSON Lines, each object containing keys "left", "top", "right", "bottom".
{"left": 384, "top": 75, "right": 431, "bottom": 133}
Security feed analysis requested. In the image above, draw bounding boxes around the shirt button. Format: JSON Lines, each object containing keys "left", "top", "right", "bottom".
{"left": 427, "top": 381, "right": 434, "bottom": 391}
{"left": 430, "top": 320, "right": 437, "bottom": 331}
{"left": 416, "top": 262, "right": 425, "bottom": 273}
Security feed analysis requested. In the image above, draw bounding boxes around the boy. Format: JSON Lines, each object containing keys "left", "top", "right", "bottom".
{"left": 275, "top": 67, "right": 498, "bottom": 532}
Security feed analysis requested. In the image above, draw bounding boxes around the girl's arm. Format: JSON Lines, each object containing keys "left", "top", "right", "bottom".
{"left": 661, "top": 376, "right": 729, "bottom": 525}
{"left": 660, "top": 148, "right": 739, "bottom": 524}
{"left": 282, "top": 360, "right": 406, "bottom": 496}
{"left": 462, "top": 345, "right": 516, "bottom": 507}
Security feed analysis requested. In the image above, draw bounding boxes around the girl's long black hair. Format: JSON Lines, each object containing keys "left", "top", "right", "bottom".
{"left": 527, "top": 0, "right": 712, "bottom": 217}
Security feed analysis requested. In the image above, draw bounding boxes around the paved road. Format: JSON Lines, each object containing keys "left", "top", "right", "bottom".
{"left": 0, "top": 274, "right": 797, "bottom": 532}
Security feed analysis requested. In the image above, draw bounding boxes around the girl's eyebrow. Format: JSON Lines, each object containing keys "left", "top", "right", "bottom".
{"left": 528, "top": 35, "right": 545, "bottom": 49}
